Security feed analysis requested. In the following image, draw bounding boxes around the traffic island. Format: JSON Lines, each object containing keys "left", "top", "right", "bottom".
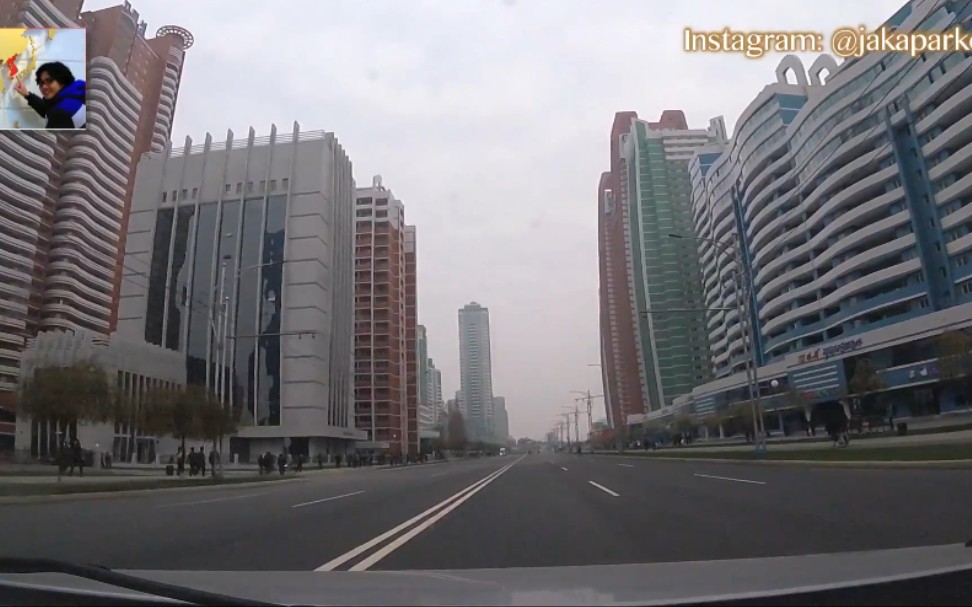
{"left": 0, "top": 473, "right": 301, "bottom": 504}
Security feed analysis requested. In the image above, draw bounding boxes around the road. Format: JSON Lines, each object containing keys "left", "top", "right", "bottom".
{"left": 1, "top": 453, "right": 970, "bottom": 572}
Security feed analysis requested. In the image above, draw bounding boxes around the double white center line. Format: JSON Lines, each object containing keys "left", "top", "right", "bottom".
{"left": 316, "top": 455, "right": 524, "bottom": 572}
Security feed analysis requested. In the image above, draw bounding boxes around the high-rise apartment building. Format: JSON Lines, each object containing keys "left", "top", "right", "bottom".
{"left": 598, "top": 111, "right": 726, "bottom": 426}
{"left": 417, "top": 324, "right": 431, "bottom": 430}
{"left": 78, "top": 2, "right": 194, "bottom": 331}
{"left": 0, "top": 0, "right": 190, "bottom": 450}
{"left": 681, "top": 0, "right": 972, "bottom": 425}
{"left": 458, "top": 302, "right": 494, "bottom": 442}
{"left": 353, "top": 176, "right": 418, "bottom": 457}
{"left": 405, "top": 226, "right": 418, "bottom": 454}
{"left": 117, "top": 123, "right": 362, "bottom": 459}
{"left": 428, "top": 359, "right": 443, "bottom": 426}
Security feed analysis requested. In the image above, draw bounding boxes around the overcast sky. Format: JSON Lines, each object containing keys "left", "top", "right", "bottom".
{"left": 87, "top": 0, "right": 903, "bottom": 439}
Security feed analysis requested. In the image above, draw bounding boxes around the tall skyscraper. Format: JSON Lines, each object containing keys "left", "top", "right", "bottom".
{"left": 116, "top": 123, "right": 362, "bottom": 459}
{"left": 681, "top": 0, "right": 972, "bottom": 424}
{"left": 353, "top": 176, "right": 418, "bottom": 457}
{"left": 598, "top": 111, "right": 726, "bottom": 426}
{"left": 0, "top": 0, "right": 191, "bottom": 449}
{"left": 458, "top": 302, "right": 494, "bottom": 442}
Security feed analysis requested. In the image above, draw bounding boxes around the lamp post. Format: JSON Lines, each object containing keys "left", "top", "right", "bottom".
{"left": 668, "top": 233, "right": 766, "bottom": 455}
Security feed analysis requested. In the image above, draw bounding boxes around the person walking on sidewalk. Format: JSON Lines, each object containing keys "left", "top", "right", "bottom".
{"left": 199, "top": 446, "right": 207, "bottom": 477}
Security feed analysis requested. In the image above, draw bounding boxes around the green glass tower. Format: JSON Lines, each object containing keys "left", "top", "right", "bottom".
{"left": 622, "top": 111, "right": 727, "bottom": 412}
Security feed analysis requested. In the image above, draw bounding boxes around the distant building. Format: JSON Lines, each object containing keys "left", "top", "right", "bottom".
{"left": 493, "top": 396, "right": 509, "bottom": 444}
{"left": 459, "top": 302, "right": 494, "bottom": 442}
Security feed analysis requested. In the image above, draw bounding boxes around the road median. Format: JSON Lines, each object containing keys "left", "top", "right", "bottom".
{"left": 0, "top": 473, "right": 304, "bottom": 505}
{"left": 594, "top": 443, "right": 972, "bottom": 469}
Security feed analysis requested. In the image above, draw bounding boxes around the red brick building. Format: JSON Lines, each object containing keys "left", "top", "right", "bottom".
{"left": 354, "top": 176, "right": 418, "bottom": 457}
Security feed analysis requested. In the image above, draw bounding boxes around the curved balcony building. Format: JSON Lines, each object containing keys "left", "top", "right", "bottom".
{"left": 684, "top": 0, "right": 972, "bottom": 423}
{"left": 40, "top": 58, "right": 141, "bottom": 334}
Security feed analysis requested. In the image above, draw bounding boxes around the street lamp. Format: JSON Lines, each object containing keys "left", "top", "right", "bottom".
{"left": 668, "top": 232, "right": 766, "bottom": 454}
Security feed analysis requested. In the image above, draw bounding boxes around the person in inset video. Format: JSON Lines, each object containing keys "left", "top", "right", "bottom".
{"left": 13, "top": 61, "right": 86, "bottom": 129}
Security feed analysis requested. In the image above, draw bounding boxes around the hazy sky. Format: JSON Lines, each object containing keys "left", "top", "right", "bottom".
{"left": 87, "top": 0, "right": 903, "bottom": 439}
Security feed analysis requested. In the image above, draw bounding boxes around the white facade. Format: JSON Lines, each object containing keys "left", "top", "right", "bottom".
{"left": 116, "top": 123, "right": 365, "bottom": 460}
{"left": 14, "top": 330, "right": 185, "bottom": 461}
{"left": 459, "top": 302, "right": 494, "bottom": 441}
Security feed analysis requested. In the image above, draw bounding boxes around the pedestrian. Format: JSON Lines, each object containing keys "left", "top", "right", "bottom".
{"left": 209, "top": 448, "right": 218, "bottom": 477}
{"left": 176, "top": 447, "right": 186, "bottom": 476}
{"left": 316, "top": 453, "right": 324, "bottom": 469}
{"left": 12, "top": 61, "right": 86, "bottom": 129}
{"left": 295, "top": 454, "right": 303, "bottom": 473}
{"left": 277, "top": 452, "right": 286, "bottom": 475}
{"left": 335, "top": 453, "right": 342, "bottom": 468}
{"left": 70, "top": 437, "right": 84, "bottom": 477}
{"left": 189, "top": 447, "right": 198, "bottom": 476}
{"left": 199, "top": 446, "right": 207, "bottom": 477}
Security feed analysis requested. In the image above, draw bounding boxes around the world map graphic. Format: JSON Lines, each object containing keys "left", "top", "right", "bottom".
{"left": 0, "top": 27, "right": 86, "bottom": 130}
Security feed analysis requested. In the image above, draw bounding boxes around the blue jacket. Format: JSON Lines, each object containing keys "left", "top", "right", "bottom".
{"left": 25, "top": 79, "right": 86, "bottom": 129}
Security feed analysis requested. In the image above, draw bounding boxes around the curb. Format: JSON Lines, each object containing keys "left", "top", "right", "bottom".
{"left": 596, "top": 453, "right": 972, "bottom": 469}
{"left": 0, "top": 476, "right": 305, "bottom": 505}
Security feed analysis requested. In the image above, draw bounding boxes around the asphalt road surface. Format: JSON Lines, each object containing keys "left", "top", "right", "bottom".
{"left": 2, "top": 453, "right": 971, "bottom": 572}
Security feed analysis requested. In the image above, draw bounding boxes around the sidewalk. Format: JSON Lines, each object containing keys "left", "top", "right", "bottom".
{"left": 628, "top": 428, "right": 972, "bottom": 455}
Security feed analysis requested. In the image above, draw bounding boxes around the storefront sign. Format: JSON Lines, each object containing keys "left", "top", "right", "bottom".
{"left": 798, "top": 337, "right": 864, "bottom": 364}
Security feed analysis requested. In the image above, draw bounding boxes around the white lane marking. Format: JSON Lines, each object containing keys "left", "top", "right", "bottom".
{"left": 694, "top": 473, "right": 766, "bottom": 485}
{"left": 349, "top": 459, "right": 520, "bottom": 571}
{"left": 560, "top": 466, "right": 568, "bottom": 471}
{"left": 617, "top": 463, "right": 635, "bottom": 468}
{"left": 156, "top": 492, "right": 265, "bottom": 508}
{"left": 316, "top": 455, "right": 524, "bottom": 572}
{"left": 291, "top": 491, "right": 364, "bottom": 509}
{"left": 588, "top": 481, "right": 620, "bottom": 497}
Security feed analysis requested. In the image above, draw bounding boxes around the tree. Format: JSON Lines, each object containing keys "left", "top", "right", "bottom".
{"left": 19, "top": 361, "right": 113, "bottom": 442}
{"left": 197, "top": 390, "right": 239, "bottom": 474}
{"left": 142, "top": 384, "right": 212, "bottom": 456}
{"left": 445, "top": 410, "right": 467, "bottom": 451}
{"left": 848, "top": 358, "right": 886, "bottom": 416}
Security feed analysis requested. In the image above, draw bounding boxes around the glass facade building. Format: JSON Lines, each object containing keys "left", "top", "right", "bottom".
{"left": 118, "top": 123, "right": 364, "bottom": 459}
{"left": 620, "top": 112, "right": 726, "bottom": 413}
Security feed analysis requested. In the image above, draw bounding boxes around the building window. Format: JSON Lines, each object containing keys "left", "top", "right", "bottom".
{"left": 225, "top": 184, "right": 231, "bottom": 194}
{"left": 161, "top": 191, "right": 167, "bottom": 202}
{"left": 269, "top": 179, "right": 277, "bottom": 191}
{"left": 246, "top": 181, "right": 253, "bottom": 192}
{"left": 281, "top": 178, "right": 289, "bottom": 190}
{"left": 191, "top": 187, "right": 198, "bottom": 199}
{"left": 181, "top": 189, "right": 188, "bottom": 200}
{"left": 236, "top": 183, "right": 242, "bottom": 194}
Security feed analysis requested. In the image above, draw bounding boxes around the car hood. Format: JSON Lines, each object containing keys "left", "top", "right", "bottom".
{"left": 3, "top": 542, "right": 972, "bottom": 606}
